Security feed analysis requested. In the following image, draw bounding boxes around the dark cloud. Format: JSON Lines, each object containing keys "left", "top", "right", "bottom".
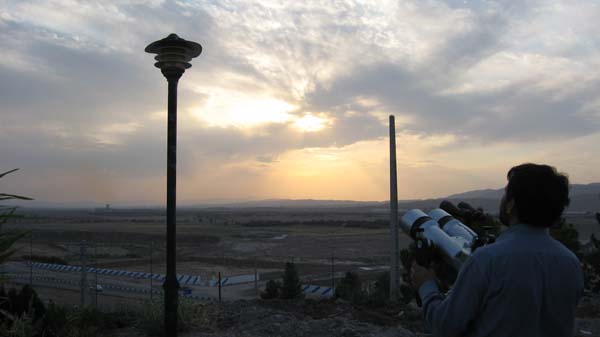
{"left": 306, "top": 58, "right": 600, "bottom": 144}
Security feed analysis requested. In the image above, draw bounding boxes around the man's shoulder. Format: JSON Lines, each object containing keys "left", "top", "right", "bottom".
{"left": 470, "top": 239, "right": 508, "bottom": 260}
{"left": 547, "top": 236, "right": 581, "bottom": 262}
{"left": 470, "top": 233, "right": 581, "bottom": 266}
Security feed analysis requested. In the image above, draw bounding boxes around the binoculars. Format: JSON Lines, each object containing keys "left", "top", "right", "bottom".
{"left": 400, "top": 204, "right": 494, "bottom": 272}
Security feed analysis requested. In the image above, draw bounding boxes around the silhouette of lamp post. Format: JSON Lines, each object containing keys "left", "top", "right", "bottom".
{"left": 145, "top": 34, "right": 201, "bottom": 337}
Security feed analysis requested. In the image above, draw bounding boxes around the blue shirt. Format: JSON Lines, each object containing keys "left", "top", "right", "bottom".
{"left": 418, "top": 224, "right": 584, "bottom": 337}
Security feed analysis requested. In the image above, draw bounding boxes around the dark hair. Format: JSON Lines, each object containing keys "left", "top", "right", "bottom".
{"left": 505, "top": 163, "right": 570, "bottom": 228}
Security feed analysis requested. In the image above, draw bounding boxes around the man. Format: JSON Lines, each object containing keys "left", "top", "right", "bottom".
{"left": 411, "top": 163, "right": 584, "bottom": 337}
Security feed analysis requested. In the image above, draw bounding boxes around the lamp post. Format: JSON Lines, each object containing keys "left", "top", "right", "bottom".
{"left": 389, "top": 115, "right": 399, "bottom": 300}
{"left": 145, "top": 34, "right": 202, "bottom": 337}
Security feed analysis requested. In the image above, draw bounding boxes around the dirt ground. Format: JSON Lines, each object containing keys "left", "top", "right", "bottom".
{"left": 7, "top": 207, "right": 600, "bottom": 284}
{"left": 3, "top": 206, "right": 600, "bottom": 336}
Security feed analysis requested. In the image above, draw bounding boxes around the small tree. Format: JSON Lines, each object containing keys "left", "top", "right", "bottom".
{"left": 335, "top": 271, "right": 363, "bottom": 303}
{"left": 261, "top": 280, "right": 281, "bottom": 299}
{"left": 370, "top": 271, "right": 390, "bottom": 304}
{"left": 550, "top": 218, "right": 581, "bottom": 257}
{"left": 280, "top": 262, "right": 303, "bottom": 299}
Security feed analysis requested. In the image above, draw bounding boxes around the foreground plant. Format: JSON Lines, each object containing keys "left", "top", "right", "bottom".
{"left": 0, "top": 169, "right": 32, "bottom": 281}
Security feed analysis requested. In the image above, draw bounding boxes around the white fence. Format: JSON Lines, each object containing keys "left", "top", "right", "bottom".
{"left": 30, "top": 262, "right": 257, "bottom": 287}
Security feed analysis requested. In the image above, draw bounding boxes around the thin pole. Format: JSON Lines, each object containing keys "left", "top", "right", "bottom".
{"left": 80, "top": 240, "right": 87, "bottom": 307}
{"left": 218, "top": 272, "right": 222, "bottom": 302}
{"left": 389, "top": 115, "right": 399, "bottom": 300}
{"left": 164, "top": 73, "right": 182, "bottom": 336}
{"left": 95, "top": 242, "right": 98, "bottom": 307}
{"left": 29, "top": 232, "right": 33, "bottom": 286}
{"left": 254, "top": 258, "right": 258, "bottom": 297}
{"left": 254, "top": 268, "right": 258, "bottom": 296}
{"left": 150, "top": 241, "right": 153, "bottom": 301}
{"left": 331, "top": 251, "right": 335, "bottom": 292}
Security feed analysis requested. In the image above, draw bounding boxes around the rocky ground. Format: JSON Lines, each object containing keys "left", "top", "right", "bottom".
{"left": 125, "top": 294, "right": 599, "bottom": 337}
{"left": 181, "top": 299, "right": 419, "bottom": 337}
{"left": 575, "top": 294, "right": 600, "bottom": 336}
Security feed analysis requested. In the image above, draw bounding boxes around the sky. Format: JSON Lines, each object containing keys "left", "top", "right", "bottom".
{"left": 1, "top": 0, "right": 600, "bottom": 205}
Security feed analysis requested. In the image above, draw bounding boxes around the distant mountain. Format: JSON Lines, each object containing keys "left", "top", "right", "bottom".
{"left": 1, "top": 199, "right": 104, "bottom": 209}
{"left": 447, "top": 183, "right": 600, "bottom": 200}
{"left": 445, "top": 183, "right": 600, "bottom": 213}
{"left": 5, "top": 183, "right": 599, "bottom": 212}
{"left": 447, "top": 188, "right": 504, "bottom": 200}
{"left": 195, "top": 199, "right": 381, "bottom": 209}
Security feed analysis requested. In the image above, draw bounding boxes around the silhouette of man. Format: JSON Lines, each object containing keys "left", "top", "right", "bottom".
{"left": 411, "top": 163, "right": 584, "bottom": 337}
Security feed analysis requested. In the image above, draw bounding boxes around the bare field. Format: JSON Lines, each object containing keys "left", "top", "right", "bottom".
{"left": 6, "top": 207, "right": 600, "bottom": 285}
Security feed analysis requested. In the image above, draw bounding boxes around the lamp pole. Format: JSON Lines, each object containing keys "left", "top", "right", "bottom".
{"left": 389, "top": 115, "right": 399, "bottom": 300}
{"left": 145, "top": 34, "right": 202, "bottom": 337}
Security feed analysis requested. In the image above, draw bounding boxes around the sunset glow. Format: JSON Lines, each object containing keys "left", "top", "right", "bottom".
{"left": 1, "top": 1, "right": 600, "bottom": 205}
{"left": 192, "top": 95, "right": 297, "bottom": 128}
{"left": 293, "top": 113, "right": 330, "bottom": 133}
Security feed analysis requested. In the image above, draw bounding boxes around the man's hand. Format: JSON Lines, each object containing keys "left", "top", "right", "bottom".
{"left": 411, "top": 260, "right": 437, "bottom": 290}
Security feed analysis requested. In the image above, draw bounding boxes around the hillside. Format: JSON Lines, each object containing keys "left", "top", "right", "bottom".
{"left": 445, "top": 183, "right": 600, "bottom": 213}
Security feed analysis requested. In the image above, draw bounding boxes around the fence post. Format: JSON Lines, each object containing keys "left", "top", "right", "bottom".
{"left": 218, "top": 271, "right": 222, "bottom": 302}
{"left": 80, "top": 240, "right": 87, "bottom": 307}
{"left": 150, "top": 241, "right": 153, "bottom": 301}
{"left": 254, "top": 267, "right": 258, "bottom": 296}
{"left": 95, "top": 241, "right": 98, "bottom": 308}
{"left": 331, "top": 252, "right": 335, "bottom": 293}
{"left": 29, "top": 231, "right": 33, "bottom": 286}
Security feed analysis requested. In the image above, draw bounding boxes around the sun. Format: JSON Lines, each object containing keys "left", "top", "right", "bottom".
{"left": 192, "top": 92, "right": 297, "bottom": 128}
{"left": 293, "top": 113, "right": 330, "bottom": 132}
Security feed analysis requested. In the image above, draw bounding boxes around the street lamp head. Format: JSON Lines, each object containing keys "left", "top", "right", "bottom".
{"left": 145, "top": 33, "right": 202, "bottom": 77}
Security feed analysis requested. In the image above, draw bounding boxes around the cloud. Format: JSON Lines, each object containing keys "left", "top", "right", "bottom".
{"left": 1, "top": 0, "right": 600, "bottom": 202}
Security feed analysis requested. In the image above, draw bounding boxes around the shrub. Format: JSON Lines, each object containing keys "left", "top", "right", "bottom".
{"left": 66, "top": 306, "right": 104, "bottom": 337}
{"left": 39, "top": 303, "right": 68, "bottom": 337}
{"left": 550, "top": 219, "right": 581, "bottom": 256}
{"left": 261, "top": 280, "right": 281, "bottom": 299}
{"left": 335, "top": 272, "right": 364, "bottom": 303}
{"left": 0, "top": 169, "right": 32, "bottom": 279}
{"left": 280, "top": 262, "right": 303, "bottom": 300}
{"left": 0, "top": 285, "right": 45, "bottom": 325}
{"left": 369, "top": 271, "right": 390, "bottom": 305}
{"left": 136, "top": 297, "right": 206, "bottom": 336}
{"left": 0, "top": 312, "right": 36, "bottom": 337}
{"left": 137, "top": 299, "right": 163, "bottom": 337}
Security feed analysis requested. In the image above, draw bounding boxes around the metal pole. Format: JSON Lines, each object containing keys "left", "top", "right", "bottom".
{"left": 164, "top": 73, "right": 181, "bottom": 336}
{"left": 254, "top": 258, "right": 258, "bottom": 296}
{"left": 331, "top": 251, "right": 335, "bottom": 292}
{"left": 218, "top": 271, "right": 222, "bottom": 302}
{"left": 254, "top": 268, "right": 258, "bottom": 296}
{"left": 29, "top": 231, "right": 33, "bottom": 286}
{"left": 150, "top": 241, "right": 153, "bottom": 301}
{"left": 389, "top": 115, "right": 399, "bottom": 300}
{"left": 95, "top": 242, "right": 98, "bottom": 308}
{"left": 80, "top": 240, "right": 87, "bottom": 307}
{"left": 146, "top": 34, "right": 202, "bottom": 337}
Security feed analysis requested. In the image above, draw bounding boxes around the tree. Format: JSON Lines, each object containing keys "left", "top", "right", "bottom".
{"left": 280, "top": 262, "right": 303, "bottom": 299}
{"left": 335, "top": 271, "right": 363, "bottom": 302}
{"left": 371, "top": 271, "right": 390, "bottom": 304}
{"left": 550, "top": 218, "right": 581, "bottom": 257}
{"left": 260, "top": 280, "right": 281, "bottom": 299}
{"left": 0, "top": 169, "right": 32, "bottom": 280}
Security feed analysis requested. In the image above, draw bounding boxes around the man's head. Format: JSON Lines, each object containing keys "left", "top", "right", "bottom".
{"left": 499, "top": 163, "right": 570, "bottom": 227}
